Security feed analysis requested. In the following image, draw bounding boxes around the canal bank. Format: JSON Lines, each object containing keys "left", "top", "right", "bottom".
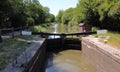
{"left": 82, "top": 36, "right": 120, "bottom": 72}
{"left": 4, "top": 35, "right": 120, "bottom": 72}
{"left": 3, "top": 23, "right": 120, "bottom": 72}
{"left": 3, "top": 36, "right": 46, "bottom": 72}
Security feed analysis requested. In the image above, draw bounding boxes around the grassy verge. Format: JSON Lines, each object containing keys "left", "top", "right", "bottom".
{"left": 0, "top": 35, "right": 34, "bottom": 70}
{"left": 93, "top": 32, "right": 120, "bottom": 49}
{"left": 31, "top": 23, "right": 54, "bottom": 32}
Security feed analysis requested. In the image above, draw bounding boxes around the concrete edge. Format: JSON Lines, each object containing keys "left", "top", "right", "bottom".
{"left": 82, "top": 37, "right": 120, "bottom": 63}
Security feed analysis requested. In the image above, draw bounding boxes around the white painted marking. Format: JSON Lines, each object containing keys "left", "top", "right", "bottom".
{"left": 97, "top": 30, "right": 108, "bottom": 34}
{"left": 22, "top": 31, "right": 32, "bottom": 35}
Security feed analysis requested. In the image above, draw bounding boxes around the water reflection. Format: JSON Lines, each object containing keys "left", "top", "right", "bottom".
{"left": 48, "top": 35, "right": 60, "bottom": 39}
{"left": 57, "top": 24, "right": 80, "bottom": 34}
{"left": 48, "top": 24, "right": 60, "bottom": 39}
{"left": 52, "top": 24, "right": 58, "bottom": 32}
{"left": 49, "top": 23, "right": 80, "bottom": 34}
{"left": 46, "top": 50, "right": 96, "bottom": 72}
{"left": 48, "top": 24, "right": 80, "bottom": 39}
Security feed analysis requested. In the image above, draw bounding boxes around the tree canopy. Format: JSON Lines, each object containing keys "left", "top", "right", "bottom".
{"left": 0, "top": 0, "right": 55, "bottom": 28}
{"left": 56, "top": 0, "right": 120, "bottom": 32}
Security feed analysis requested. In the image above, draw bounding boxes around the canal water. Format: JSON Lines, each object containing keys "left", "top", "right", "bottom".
{"left": 46, "top": 50, "right": 96, "bottom": 72}
{"left": 45, "top": 24, "right": 96, "bottom": 72}
{"left": 52, "top": 23, "right": 80, "bottom": 34}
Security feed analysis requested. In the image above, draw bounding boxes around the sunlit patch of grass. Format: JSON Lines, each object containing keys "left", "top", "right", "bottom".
{"left": 0, "top": 35, "right": 34, "bottom": 70}
{"left": 93, "top": 32, "right": 120, "bottom": 49}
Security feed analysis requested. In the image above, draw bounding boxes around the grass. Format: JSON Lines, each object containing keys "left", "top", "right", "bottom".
{"left": 93, "top": 32, "right": 120, "bottom": 49}
{"left": 0, "top": 35, "right": 34, "bottom": 70}
{"left": 32, "top": 23, "right": 54, "bottom": 32}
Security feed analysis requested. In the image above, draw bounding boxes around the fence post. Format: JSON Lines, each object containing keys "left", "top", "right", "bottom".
{"left": 61, "top": 33, "right": 66, "bottom": 50}
{"left": 0, "top": 28, "right": 2, "bottom": 43}
{"left": 12, "top": 27, "right": 14, "bottom": 38}
{"left": 20, "top": 27, "right": 22, "bottom": 35}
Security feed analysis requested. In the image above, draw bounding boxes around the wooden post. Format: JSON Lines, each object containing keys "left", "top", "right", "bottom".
{"left": 20, "top": 27, "right": 22, "bottom": 35}
{"left": 61, "top": 33, "right": 66, "bottom": 50}
{"left": 0, "top": 28, "right": 2, "bottom": 43}
{"left": 72, "top": 35, "right": 73, "bottom": 38}
{"left": 54, "top": 35, "right": 55, "bottom": 39}
{"left": 12, "top": 27, "right": 14, "bottom": 38}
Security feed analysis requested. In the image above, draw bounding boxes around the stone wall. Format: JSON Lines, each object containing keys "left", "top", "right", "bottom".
{"left": 82, "top": 37, "right": 120, "bottom": 72}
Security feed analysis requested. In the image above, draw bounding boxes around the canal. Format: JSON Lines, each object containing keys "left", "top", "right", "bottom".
{"left": 46, "top": 50, "right": 96, "bottom": 72}
{"left": 40, "top": 23, "right": 96, "bottom": 72}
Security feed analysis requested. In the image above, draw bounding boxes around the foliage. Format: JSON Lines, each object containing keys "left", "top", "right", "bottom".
{"left": 42, "top": 7, "right": 55, "bottom": 23}
{"left": 0, "top": 0, "right": 12, "bottom": 28}
{"left": 33, "top": 23, "right": 54, "bottom": 32}
{"left": 0, "top": 0, "right": 55, "bottom": 28}
{"left": 55, "top": 10, "right": 64, "bottom": 23}
{"left": 108, "top": 0, "right": 120, "bottom": 19}
{"left": 56, "top": 0, "right": 120, "bottom": 32}
{"left": 92, "top": 27, "right": 99, "bottom": 32}
{"left": 61, "top": 8, "right": 74, "bottom": 24}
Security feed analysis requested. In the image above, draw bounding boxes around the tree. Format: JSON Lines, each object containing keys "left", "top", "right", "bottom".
{"left": 0, "top": 0, "right": 12, "bottom": 42}
{"left": 25, "top": 3, "right": 44, "bottom": 25}
{"left": 55, "top": 10, "right": 64, "bottom": 23}
{"left": 55, "top": 0, "right": 120, "bottom": 32}
{"left": 108, "top": 0, "right": 120, "bottom": 20}
{"left": 48, "top": 14, "right": 55, "bottom": 22}
{"left": 61, "top": 8, "right": 74, "bottom": 24}
{"left": 0, "top": 0, "right": 12, "bottom": 28}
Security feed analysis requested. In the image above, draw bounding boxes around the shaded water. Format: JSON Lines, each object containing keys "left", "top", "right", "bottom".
{"left": 45, "top": 24, "right": 96, "bottom": 72}
{"left": 46, "top": 50, "right": 96, "bottom": 72}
